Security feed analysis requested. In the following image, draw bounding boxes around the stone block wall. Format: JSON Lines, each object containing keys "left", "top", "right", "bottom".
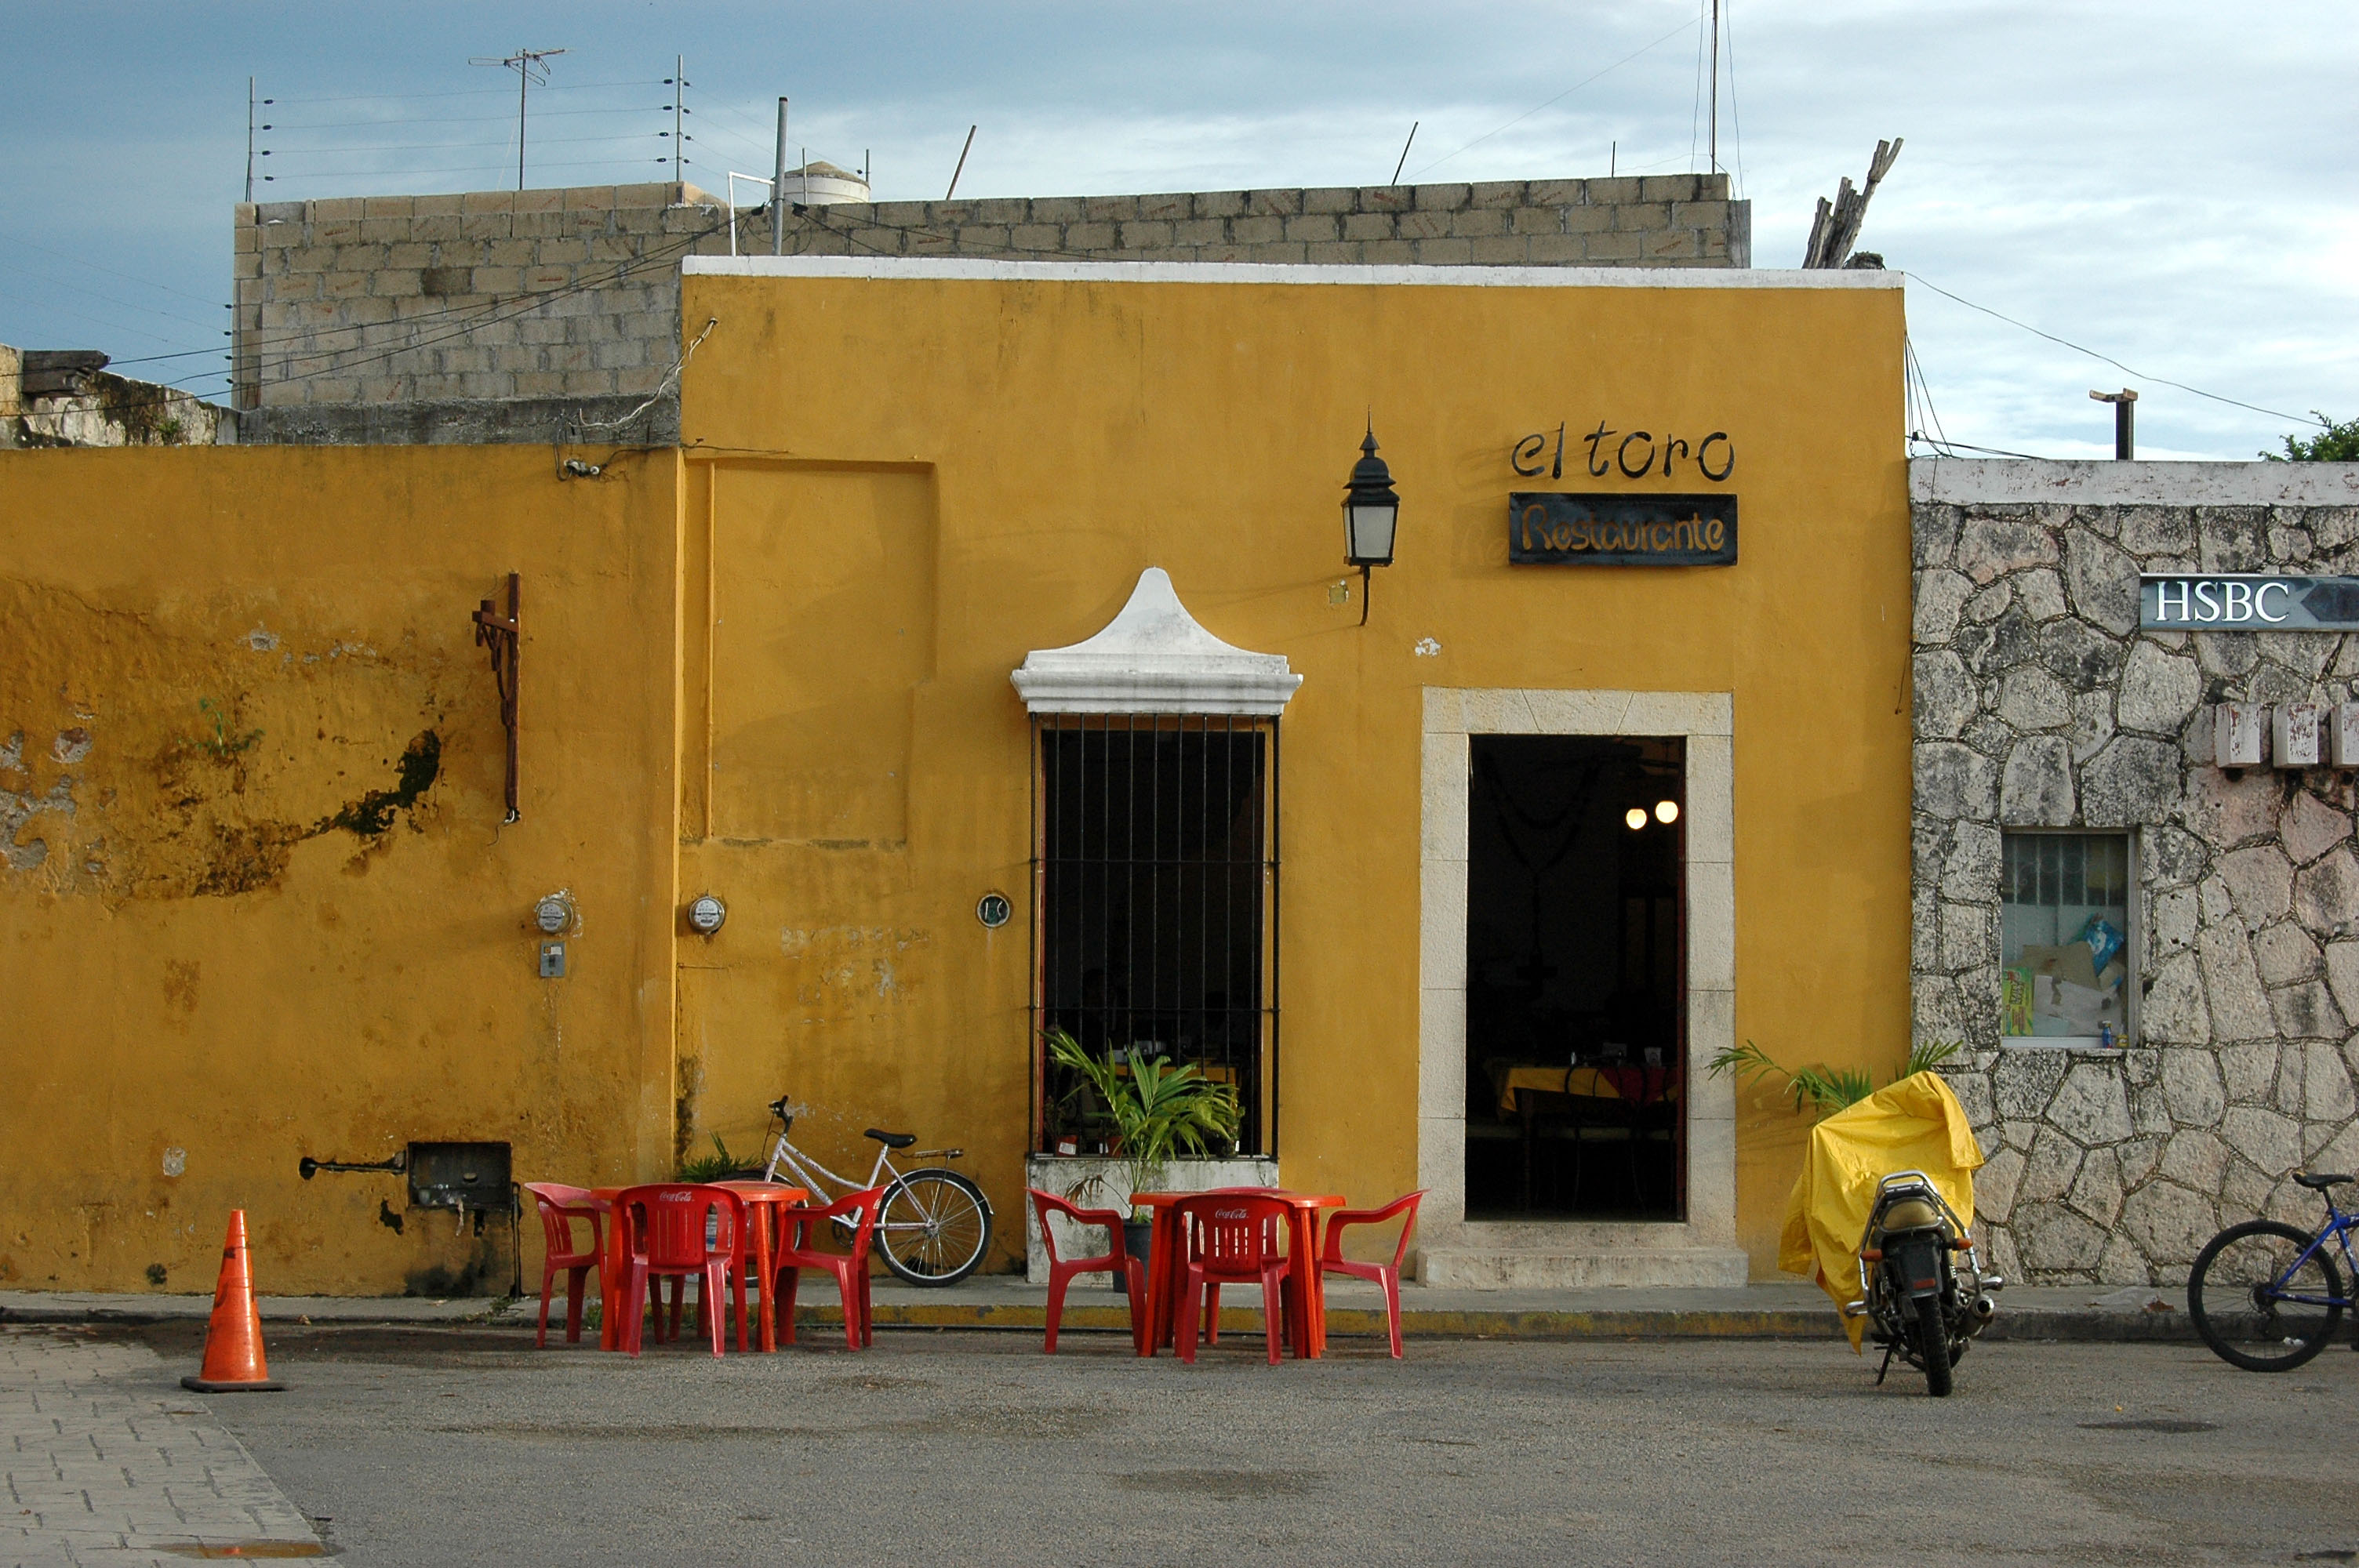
{"left": 1, "top": 345, "right": 229, "bottom": 448}
{"left": 231, "top": 175, "right": 1747, "bottom": 444}
{"left": 1911, "top": 458, "right": 2359, "bottom": 1286}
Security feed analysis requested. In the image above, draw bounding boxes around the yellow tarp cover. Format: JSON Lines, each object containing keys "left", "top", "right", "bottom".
{"left": 1778, "top": 1072, "right": 1985, "bottom": 1349}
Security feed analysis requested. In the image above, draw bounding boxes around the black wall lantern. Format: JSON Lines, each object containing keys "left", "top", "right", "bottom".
{"left": 1343, "top": 425, "right": 1400, "bottom": 626}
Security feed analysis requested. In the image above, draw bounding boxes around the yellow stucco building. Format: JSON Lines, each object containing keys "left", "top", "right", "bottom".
{"left": 0, "top": 258, "right": 1907, "bottom": 1294}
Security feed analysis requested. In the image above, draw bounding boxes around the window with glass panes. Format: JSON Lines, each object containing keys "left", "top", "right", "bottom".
{"left": 1999, "top": 832, "right": 2132, "bottom": 1040}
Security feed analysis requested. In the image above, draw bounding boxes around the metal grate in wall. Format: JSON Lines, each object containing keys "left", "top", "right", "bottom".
{"left": 1030, "top": 713, "right": 1280, "bottom": 1156}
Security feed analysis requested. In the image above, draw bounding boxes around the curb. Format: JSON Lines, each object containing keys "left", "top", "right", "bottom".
{"left": 6, "top": 1299, "right": 2201, "bottom": 1343}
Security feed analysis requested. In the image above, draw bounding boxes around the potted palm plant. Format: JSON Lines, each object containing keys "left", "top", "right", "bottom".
{"left": 1043, "top": 1027, "right": 1244, "bottom": 1265}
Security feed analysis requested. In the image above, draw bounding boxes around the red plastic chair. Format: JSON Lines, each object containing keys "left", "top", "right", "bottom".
{"left": 1174, "top": 1193, "right": 1294, "bottom": 1365}
{"left": 614, "top": 1185, "right": 745, "bottom": 1357}
{"left": 769, "top": 1187, "right": 885, "bottom": 1351}
{"left": 522, "top": 1181, "right": 605, "bottom": 1348}
{"left": 1319, "top": 1189, "right": 1424, "bottom": 1359}
{"left": 1029, "top": 1189, "right": 1145, "bottom": 1355}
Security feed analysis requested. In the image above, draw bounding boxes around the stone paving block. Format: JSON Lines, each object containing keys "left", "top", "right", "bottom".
{"left": 1, "top": 1329, "right": 318, "bottom": 1563}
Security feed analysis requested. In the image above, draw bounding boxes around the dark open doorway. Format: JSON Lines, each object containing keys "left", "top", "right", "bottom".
{"left": 1464, "top": 735, "right": 1685, "bottom": 1221}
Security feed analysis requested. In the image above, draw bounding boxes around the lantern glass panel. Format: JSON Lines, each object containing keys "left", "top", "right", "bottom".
{"left": 1347, "top": 499, "right": 1398, "bottom": 565}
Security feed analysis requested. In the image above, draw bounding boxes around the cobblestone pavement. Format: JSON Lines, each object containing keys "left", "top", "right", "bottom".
{"left": 96, "top": 1319, "right": 2359, "bottom": 1566}
{"left": 2, "top": 1328, "right": 319, "bottom": 1566}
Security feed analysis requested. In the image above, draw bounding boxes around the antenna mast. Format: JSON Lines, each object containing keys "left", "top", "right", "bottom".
{"left": 1708, "top": 0, "right": 1720, "bottom": 175}
{"left": 471, "top": 47, "right": 568, "bottom": 191}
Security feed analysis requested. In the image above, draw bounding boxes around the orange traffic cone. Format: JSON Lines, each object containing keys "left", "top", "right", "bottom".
{"left": 180, "top": 1210, "right": 285, "bottom": 1392}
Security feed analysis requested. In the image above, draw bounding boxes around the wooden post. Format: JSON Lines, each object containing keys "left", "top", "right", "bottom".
{"left": 472, "top": 574, "right": 521, "bottom": 822}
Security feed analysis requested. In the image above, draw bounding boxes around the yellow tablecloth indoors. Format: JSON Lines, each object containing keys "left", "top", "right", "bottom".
{"left": 1777, "top": 1072, "right": 1984, "bottom": 1350}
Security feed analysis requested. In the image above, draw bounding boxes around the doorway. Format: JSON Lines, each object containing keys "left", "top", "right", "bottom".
{"left": 1463, "top": 735, "right": 1685, "bottom": 1221}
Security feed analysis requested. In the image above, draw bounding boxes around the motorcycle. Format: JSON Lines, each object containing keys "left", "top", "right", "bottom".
{"left": 1843, "top": 1170, "right": 2002, "bottom": 1397}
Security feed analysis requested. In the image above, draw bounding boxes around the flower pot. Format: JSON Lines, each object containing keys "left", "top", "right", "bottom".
{"left": 1117, "top": 1219, "right": 1154, "bottom": 1287}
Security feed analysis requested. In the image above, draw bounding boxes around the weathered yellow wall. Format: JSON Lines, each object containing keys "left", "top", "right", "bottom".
{"left": 675, "top": 268, "right": 1912, "bottom": 1276}
{"left": 0, "top": 271, "right": 1909, "bottom": 1293}
{"left": 0, "top": 446, "right": 682, "bottom": 1294}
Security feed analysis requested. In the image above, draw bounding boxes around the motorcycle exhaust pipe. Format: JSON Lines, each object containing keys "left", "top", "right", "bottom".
{"left": 1971, "top": 1295, "right": 1997, "bottom": 1324}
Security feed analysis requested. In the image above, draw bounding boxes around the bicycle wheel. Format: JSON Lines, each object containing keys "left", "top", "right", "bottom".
{"left": 874, "top": 1170, "right": 992, "bottom": 1286}
{"left": 2187, "top": 1219, "right": 2344, "bottom": 1372}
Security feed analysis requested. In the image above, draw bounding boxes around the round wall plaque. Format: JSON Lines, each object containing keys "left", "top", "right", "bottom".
{"left": 976, "top": 892, "right": 1012, "bottom": 929}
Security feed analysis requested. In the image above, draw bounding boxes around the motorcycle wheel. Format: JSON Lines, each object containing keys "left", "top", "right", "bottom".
{"left": 1915, "top": 1294, "right": 1954, "bottom": 1397}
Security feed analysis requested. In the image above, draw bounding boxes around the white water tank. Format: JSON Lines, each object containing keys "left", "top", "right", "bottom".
{"left": 781, "top": 161, "right": 870, "bottom": 207}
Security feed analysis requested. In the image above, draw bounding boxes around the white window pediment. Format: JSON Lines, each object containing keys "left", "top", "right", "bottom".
{"left": 1010, "top": 567, "right": 1303, "bottom": 717}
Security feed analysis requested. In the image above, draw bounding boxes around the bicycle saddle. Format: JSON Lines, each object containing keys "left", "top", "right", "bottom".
{"left": 2294, "top": 1171, "right": 2354, "bottom": 1190}
{"left": 864, "top": 1128, "right": 916, "bottom": 1149}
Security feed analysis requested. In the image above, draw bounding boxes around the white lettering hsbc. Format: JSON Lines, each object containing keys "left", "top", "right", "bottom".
{"left": 2150, "top": 578, "right": 2292, "bottom": 625}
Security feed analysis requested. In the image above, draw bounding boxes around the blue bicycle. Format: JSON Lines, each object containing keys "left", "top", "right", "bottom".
{"left": 2187, "top": 1172, "right": 2359, "bottom": 1371}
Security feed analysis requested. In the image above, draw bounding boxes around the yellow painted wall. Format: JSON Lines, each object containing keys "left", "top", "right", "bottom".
{"left": 0, "top": 270, "right": 1909, "bottom": 1293}
{"left": 675, "top": 268, "right": 1913, "bottom": 1276}
{"left": 0, "top": 446, "right": 682, "bottom": 1294}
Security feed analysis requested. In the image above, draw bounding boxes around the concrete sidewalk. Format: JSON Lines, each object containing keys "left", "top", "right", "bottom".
{"left": 1, "top": 1276, "right": 2199, "bottom": 1341}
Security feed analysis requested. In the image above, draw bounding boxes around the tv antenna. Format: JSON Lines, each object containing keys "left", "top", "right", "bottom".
{"left": 471, "top": 47, "right": 568, "bottom": 190}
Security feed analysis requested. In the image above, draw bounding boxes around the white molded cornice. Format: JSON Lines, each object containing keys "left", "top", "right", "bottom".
{"left": 1010, "top": 567, "right": 1303, "bottom": 717}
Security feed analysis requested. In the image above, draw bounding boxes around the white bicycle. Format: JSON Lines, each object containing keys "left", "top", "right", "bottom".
{"left": 754, "top": 1094, "right": 994, "bottom": 1286}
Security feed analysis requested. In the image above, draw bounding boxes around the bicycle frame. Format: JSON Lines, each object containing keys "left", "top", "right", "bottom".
{"left": 758, "top": 1110, "right": 961, "bottom": 1203}
{"left": 2264, "top": 1203, "right": 2359, "bottom": 1310}
{"left": 762, "top": 1133, "right": 896, "bottom": 1200}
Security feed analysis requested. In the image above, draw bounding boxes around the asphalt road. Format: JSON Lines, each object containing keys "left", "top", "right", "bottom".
{"left": 120, "top": 1320, "right": 2359, "bottom": 1566}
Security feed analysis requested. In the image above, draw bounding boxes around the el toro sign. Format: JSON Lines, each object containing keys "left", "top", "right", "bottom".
{"left": 2139, "top": 575, "right": 2359, "bottom": 631}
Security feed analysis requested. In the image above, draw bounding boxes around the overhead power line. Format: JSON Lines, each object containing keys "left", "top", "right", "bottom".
{"left": 1907, "top": 273, "right": 2323, "bottom": 428}
{"left": 1409, "top": 16, "right": 1698, "bottom": 181}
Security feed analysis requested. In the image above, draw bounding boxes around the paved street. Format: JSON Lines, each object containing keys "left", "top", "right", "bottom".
{"left": 6, "top": 1318, "right": 2343, "bottom": 1567}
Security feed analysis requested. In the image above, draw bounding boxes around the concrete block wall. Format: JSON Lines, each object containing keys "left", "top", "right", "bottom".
{"left": 772, "top": 174, "right": 1747, "bottom": 269}
{"left": 232, "top": 174, "right": 1748, "bottom": 443}
{"left": 233, "top": 183, "right": 740, "bottom": 438}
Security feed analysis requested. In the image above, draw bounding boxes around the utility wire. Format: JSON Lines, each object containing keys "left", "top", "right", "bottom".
{"left": 1907, "top": 273, "right": 2324, "bottom": 427}
{"left": 270, "top": 79, "right": 662, "bottom": 105}
{"left": 81, "top": 213, "right": 740, "bottom": 417}
{"left": 1722, "top": 0, "right": 1746, "bottom": 198}
{"left": 1408, "top": 16, "right": 1697, "bottom": 180}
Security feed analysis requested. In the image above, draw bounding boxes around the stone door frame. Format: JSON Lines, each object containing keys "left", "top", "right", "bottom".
{"left": 1418, "top": 688, "right": 1739, "bottom": 1260}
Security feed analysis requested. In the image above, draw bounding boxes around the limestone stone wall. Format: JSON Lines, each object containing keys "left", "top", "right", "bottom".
{"left": 1911, "top": 459, "right": 2359, "bottom": 1285}
{"left": 231, "top": 174, "right": 1747, "bottom": 444}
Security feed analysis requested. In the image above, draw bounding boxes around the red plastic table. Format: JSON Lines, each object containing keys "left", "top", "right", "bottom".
{"left": 1132, "top": 1189, "right": 1343, "bottom": 1359}
{"left": 716, "top": 1181, "right": 809, "bottom": 1352}
{"left": 588, "top": 1183, "right": 807, "bottom": 1352}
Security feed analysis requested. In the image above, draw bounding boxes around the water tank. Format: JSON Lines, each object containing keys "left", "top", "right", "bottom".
{"left": 781, "top": 160, "right": 870, "bottom": 207}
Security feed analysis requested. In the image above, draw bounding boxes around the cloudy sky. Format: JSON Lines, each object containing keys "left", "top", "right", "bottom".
{"left": 2, "top": 1, "right": 2351, "bottom": 459}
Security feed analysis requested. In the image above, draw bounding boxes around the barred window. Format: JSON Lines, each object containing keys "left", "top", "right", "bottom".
{"left": 1999, "top": 832, "right": 2132, "bottom": 1040}
{"left": 1033, "top": 714, "right": 1278, "bottom": 1155}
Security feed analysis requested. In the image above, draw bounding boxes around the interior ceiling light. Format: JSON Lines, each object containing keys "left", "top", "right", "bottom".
{"left": 1655, "top": 800, "right": 1680, "bottom": 824}
{"left": 1624, "top": 808, "right": 1647, "bottom": 830}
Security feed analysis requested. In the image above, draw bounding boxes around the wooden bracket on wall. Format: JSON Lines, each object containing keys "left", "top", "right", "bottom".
{"left": 472, "top": 573, "right": 521, "bottom": 822}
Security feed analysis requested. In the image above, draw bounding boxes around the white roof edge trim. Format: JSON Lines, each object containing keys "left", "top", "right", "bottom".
{"left": 1910, "top": 456, "right": 2359, "bottom": 507}
{"left": 1011, "top": 567, "right": 1305, "bottom": 717}
{"left": 683, "top": 255, "right": 1903, "bottom": 290}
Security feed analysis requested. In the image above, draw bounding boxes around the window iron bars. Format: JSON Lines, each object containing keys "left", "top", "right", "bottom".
{"left": 1030, "top": 713, "right": 1281, "bottom": 1158}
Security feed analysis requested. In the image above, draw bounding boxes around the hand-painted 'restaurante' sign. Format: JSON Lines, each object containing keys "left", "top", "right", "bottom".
{"left": 2139, "top": 575, "right": 2359, "bottom": 630}
{"left": 1510, "top": 492, "right": 1739, "bottom": 566}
